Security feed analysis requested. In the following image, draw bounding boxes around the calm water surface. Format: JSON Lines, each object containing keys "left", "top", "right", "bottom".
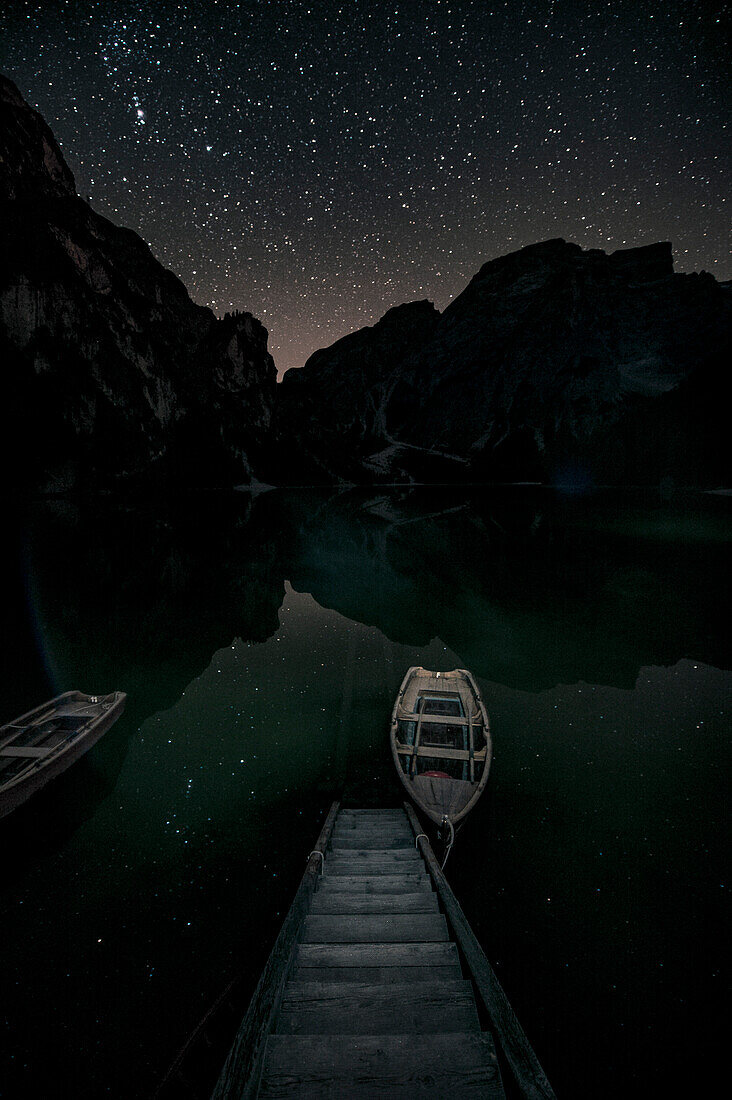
{"left": 0, "top": 487, "right": 729, "bottom": 1098}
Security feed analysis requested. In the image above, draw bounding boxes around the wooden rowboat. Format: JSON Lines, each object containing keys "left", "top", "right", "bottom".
{"left": 390, "top": 667, "right": 491, "bottom": 828}
{"left": 0, "top": 690, "right": 126, "bottom": 820}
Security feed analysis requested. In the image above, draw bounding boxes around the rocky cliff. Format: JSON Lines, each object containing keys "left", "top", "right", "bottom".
{"left": 0, "top": 75, "right": 276, "bottom": 492}
{"left": 275, "top": 238, "right": 730, "bottom": 487}
{"left": 272, "top": 300, "right": 441, "bottom": 482}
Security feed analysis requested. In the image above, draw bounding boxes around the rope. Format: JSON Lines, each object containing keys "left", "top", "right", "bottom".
{"left": 441, "top": 818, "right": 455, "bottom": 869}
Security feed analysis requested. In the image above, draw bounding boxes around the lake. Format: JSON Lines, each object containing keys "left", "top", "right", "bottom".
{"left": 0, "top": 486, "right": 728, "bottom": 1098}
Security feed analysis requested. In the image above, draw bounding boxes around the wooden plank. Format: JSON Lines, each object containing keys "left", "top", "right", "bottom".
{"left": 211, "top": 801, "right": 340, "bottom": 1100}
{"left": 324, "top": 868, "right": 424, "bottom": 880}
{"left": 295, "top": 942, "right": 459, "bottom": 968}
{"left": 276, "top": 990, "right": 480, "bottom": 1035}
{"left": 289, "top": 965, "right": 462, "bottom": 984}
{"left": 335, "top": 814, "right": 409, "bottom": 822}
{"left": 330, "top": 836, "right": 414, "bottom": 848}
{"left": 310, "top": 891, "right": 438, "bottom": 914}
{"left": 282, "top": 979, "right": 471, "bottom": 1002}
{"left": 302, "top": 913, "right": 448, "bottom": 944}
{"left": 325, "top": 863, "right": 426, "bottom": 878}
{"left": 331, "top": 827, "right": 413, "bottom": 841}
{"left": 395, "top": 744, "right": 486, "bottom": 762}
{"left": 326, "top": 848, "right": 420, "bottom": 861}
{"left": 330, "top": 836, "right": 413, "bottom": 850}
{"left": 410, "top": 696, "right": 425, "bottom": 777}
{"left": 316, "top": 875, "right": 431, "bottom": 892}
{"left": 403, "top": 803, "right": 556, "bottom": 1100}
{"left": 334, "top": 818, "right": 407, "bottom": 827}
{"left": 260, "top": 1033, "right": 504, "bottom": 1098}
{"left": 338, "top": 808, "right": 405, "bottom": 814}
{"left": 325, "top": 861, "right": 420, "bottom": 873}
{"left": 0, "top": 745, "right": 54, "bottom": 758}
{"left": 397, "top": 712, "right": 478, "bottom": 727}
{"left": 315, "top": 883, "right": 435, "bottom": 899}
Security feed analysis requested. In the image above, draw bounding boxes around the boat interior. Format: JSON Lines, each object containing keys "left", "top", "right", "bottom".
{"left": 395, "top": 687, "right": 486, "bottom": 783}
{"left": 0, "top": 712, "right": 92, "bottom": 779}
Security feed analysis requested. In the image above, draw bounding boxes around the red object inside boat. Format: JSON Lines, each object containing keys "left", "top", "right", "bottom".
{"left": 422, "top": 770, "right": 451, "bottom": 778}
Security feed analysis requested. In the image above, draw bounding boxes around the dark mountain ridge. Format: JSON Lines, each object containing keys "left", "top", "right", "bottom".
{"left": 1, "top": 74, "right": 728, "bottom": 493}
{"left": 0, "top": 75, "right": 276, "bottom": 493}
{"left": 275, "top": 237, "right": 729, "bottom": 487}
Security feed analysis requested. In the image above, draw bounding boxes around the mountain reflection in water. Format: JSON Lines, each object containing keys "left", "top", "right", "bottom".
{"left": 0, "top": 486, "right": 728, "bottom": 1099}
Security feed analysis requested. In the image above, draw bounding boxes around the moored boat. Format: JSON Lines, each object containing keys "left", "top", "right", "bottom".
{"left": 0, "top": 690, "right": 126, "bottom": 820}
{"left": 390, "top": 666, "right": 491, "bottom": 829}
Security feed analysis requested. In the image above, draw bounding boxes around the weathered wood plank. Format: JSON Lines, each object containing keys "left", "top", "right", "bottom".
{"left": 289, "top": 964, "right": 462, "bottom": 984}
{"left": 334, "top": 813, "right": 409, "bottom": 823}
{"left": 338, "top": 808, "right": 405, "bottom": 816}
{"left": 0, "top": 744, "right": 54, "bottom": 758}
{"left": 330, "top": 827, "right": 413, "bottom": 840}
{"left": 327, "top": 848, "right": 420, "bottom": 862}
{"left": 310, "top": 891, "right": 438, "bottom": 914}
{"left": 317, "top": 874, "right": 431, "bottom": 892}
{"left": 395, "top": 744, "right": 487, "bottom": 762}
{"left": 324, "top": 871, "right": 426, "bottom": 882}
{"left": 260, "top": 1033, "right": 503, "bottom": 1098}
{"left": 276, "top": 991, "right": 480, "bottom": 1035}
{"left": 332, "top": 818, "right": 407, "bottom": 827}
{"left": 302, "top": 913, "right": 448, "bottom": 943}
{"left": 397, "top": 712, "right": 478, "bottom": 727}
{"left": 330, "top": 827, "right": 411, "bottom": 836}
{"left": 211, "top": 801, "right": 340, "bottom": 1100}
{"left": 282, "top": 979, "right": 471, "bottom": 1002}
{"left": 325, "top": 863, "right": 422, "bottom": 878}
{"left": 404, "top": 802, "right": 556, "bottom": 1100}
{"left": 330, "top": 835, "right": 413, "bottom": 850}
{"left": 295, "top": 942, "right": 460, "bottom": 968}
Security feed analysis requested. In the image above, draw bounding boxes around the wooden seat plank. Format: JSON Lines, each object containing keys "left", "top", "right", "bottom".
{"left": 395, "top": 744, "right": 487, "bottom": 762}
{"left": 0, "top": 745, "right": 55, "bottom": 758}
{"left": 396, "top": 711, "right": 481, "bottom": 726}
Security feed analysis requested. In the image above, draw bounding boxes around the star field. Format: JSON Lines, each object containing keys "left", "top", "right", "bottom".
{"left": 1, "top": 0, "right": 729, "bottom": 375}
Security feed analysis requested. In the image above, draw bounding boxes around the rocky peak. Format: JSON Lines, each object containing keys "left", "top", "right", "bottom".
{"left": 0, "top": 76, "right": 76, "bottom": 201}
{"left": 0, "top": 74, "right": 276, "bottom": 492}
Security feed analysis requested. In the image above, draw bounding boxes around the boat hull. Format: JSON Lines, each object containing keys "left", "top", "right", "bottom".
{"left": 0, "top": 691, "right": 126, "bottom": 820}
{"left": 390, "top": 667, "right": 491, "bottom": 826}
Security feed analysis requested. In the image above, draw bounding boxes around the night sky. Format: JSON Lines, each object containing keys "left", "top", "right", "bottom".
{"left": 1, "top": 1, "right": 729, "bottom": 375}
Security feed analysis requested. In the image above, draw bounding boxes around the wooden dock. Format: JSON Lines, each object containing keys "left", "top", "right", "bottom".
{"left": 213, "top": 804, "right": 555, "bottom": 1099}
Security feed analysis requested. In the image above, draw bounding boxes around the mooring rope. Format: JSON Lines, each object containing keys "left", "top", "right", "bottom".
{"left": 441, "top": 818, "right": 455, "bottom": 869}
